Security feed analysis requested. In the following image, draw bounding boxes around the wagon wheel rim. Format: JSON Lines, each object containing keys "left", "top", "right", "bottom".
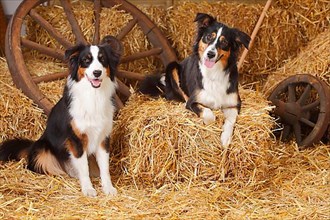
{"left": 5, "top": 0, "right": 177, "bottom": 115}
{"left": 268, "top": 74, "right": 330, "bottom": 149}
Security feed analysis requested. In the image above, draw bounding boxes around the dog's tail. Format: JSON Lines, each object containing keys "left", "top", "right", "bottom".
{"left": 0, "top": 139, "right": 33, "bottom": 161}
{"left": 138, "top": 74, "right": 166, "bottom": 97}
{"left": 0, "top": 138, "right": 65, "bottom": 175}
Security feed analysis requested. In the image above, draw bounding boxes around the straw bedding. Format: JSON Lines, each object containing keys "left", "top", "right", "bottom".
{"left": 1, "top": 56, "right": 329, "bottom": 218}
{"left": 1, "top": 0, "right": 330, "bottom": 219}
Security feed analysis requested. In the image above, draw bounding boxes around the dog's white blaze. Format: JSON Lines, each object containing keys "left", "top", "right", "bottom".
{"left": 84, "top": 46, "right": 106, "bottom": 80}
{"left": 203, "top": 27, "right": 223, "bottom": 64}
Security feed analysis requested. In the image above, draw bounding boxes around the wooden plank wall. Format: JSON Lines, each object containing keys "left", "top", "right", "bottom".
{"left": 128, "top": 0, "right": 267, "bottom": 7}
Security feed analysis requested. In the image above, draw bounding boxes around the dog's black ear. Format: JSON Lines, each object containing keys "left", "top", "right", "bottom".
{"left": 194, "top": 13, "right": 216, "bottom": 28}
{"left": 65, "top": 44, "right": 85, "bottom": 67}
{"left": 100, "top": 35, "right": 123, "bottom": 62}
{"left": 234, "top": 29, "right": 251, "bottom": 50}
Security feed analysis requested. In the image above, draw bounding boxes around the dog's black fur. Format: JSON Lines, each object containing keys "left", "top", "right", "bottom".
{"left": 0, "top": 36, "right": 123, "bottom": 197}
{"left": 140, "top": 13, "right": 250, "bottom": 147}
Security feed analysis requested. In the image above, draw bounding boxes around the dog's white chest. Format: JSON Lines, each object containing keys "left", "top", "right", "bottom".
{"left": 198, "top": 66, "right": 237, "bottom": 109}
{"left": 69, "top": 78, "right": 116, "bottom": 154}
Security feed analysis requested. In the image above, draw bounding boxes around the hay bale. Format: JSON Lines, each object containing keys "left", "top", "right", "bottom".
{"left": 111, "top": 89, "right": 275, "bottom": 188}
{"left": 0, "top": 58, "right": 46, "bottom": 142}
{"left": 274, "top": 0, "right": 329, "bottom": 41}
{"left": 263, "top": 29, "right": 330, "bottom": 96}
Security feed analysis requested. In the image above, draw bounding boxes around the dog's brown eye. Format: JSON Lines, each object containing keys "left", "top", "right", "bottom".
{"left": 220, "top": 39, "right": 228, "bottom": 48}
{"left": 83, "top": 57, "right": 91, "bottom": 64}
{"left": 205, "top": 34, "right": 213, "bottom": 42}
{"left": 98, "top": 54, "right": 105, "bottom": 63}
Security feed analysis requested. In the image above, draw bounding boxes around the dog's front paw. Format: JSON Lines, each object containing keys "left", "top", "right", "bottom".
{"left": 103, "top": 185, "right": 118, "bottom": 196}
{"left": 82, "top": 187, "right": 97, "bottom": 197}
{"left": 220, "top": 131, "right": 232, "bottom": 147}
{"left": 202, "top": 108, "right": 215, "bottom": 125}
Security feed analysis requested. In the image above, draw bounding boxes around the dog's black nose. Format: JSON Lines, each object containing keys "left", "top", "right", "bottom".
{"left": 207, "top": 51, "right": 216, "bottom": 59}
{"left": 93, "top": 70, "right": 102, "bottom": 77}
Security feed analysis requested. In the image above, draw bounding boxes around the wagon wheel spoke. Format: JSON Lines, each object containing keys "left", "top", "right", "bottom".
{"left": 299, "top": 117, "right": 316, "bottom": 128}
{"left": 120, "top": 47, "right": 163, "bottom": 63}
{"left": 116, "top": 18, "right": 138, "bottom": 40}
{"left": 21, "top": 38, "right": 65, "bottom": 61}
{"left": 117, "top": 70, "right": 145, "bottom": 81}
{"left": 116, "top": 78, "right": 131, "bottom": 98}
{"left": 281, "top": 124, "right": 291, "bottom": 141}
{"left": 302, "top": 99, "right": 320, "bottom": 111}
{"left": 297, "top": 84, "right": 311, "bottom": 105}
{"left": 60, "top": 0, "right": 87, "bottom": 44}
{"left": 288, "top": 84, "right": 296, "bottom": 102}
{"left": 114, "top": 94, "right": 124, "bottom": 109}
{"left": 92, "top": 0, "right": 101, "bottom": 45}
{"left": 29, "top": 9, "right": 73, "bottom": 49}
{"left": 32, "top": 71, "right": 68, "bottom": 84}
{"left": 293, "top": 123, "right": 302, "bottom": 145}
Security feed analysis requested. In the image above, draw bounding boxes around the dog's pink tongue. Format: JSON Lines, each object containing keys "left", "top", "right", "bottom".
{"left": 204, "top": 59, "right": 216, "bottom": 68}
{"left": 91, "top": 79, "right": 101, "bottom": 87}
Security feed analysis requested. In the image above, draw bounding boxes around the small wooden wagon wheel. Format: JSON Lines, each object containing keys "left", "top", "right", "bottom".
{"left": 5, "top": 0, "right": 177, "bottom": 115}
{"left": 268, "top": 74, "right": 330, "bottom": 149}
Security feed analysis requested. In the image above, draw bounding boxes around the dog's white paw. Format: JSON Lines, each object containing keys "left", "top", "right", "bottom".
{"left": 82, "top": 187, "right": 97, "bottom": 197}
{"left": 202, "top": 108, "right": 215, "bottom": 125}
{"left": 220, "top": 131, "right": 232, "bottom": 147}
{"left": 103, "top": 185, "right": 118, "bottom": 196}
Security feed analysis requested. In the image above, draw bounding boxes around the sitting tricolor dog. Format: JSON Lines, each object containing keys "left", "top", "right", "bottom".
{"left": 140, "top": 13, "right": 250, "bottom": 147}
{"left": 0, "top": 36, "right": 122, "bottom": 197}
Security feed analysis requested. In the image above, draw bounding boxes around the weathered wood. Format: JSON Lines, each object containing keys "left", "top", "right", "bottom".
{"left": 116, "top": 78, "right": 131, "bottom": 98}
{"left": 29, "top": 9, "right": 73, "bottom": 48}
{"left": 117, "top": 70, "right": 145, "bottom": 81}
{"left": 120, "top": 47, "right": 162, "bottom": 63}
{"left": 60, "top": 0, "right": 87, "bottom": 44}
{"left": 21, "top": 38, "right": 65, "bottom": 61}
{"left": 6, "top": 0, "right": 177, "bottom": 114}
{"left": 92, "top": 0, "right": 101, "bottom": 45}
{"left": 114, "top": 94, "right": 124, "bottom": 109}
{"left": 116, "top": 18, "right": 137, "bottom": 40}
{"left": 33, "top": 71, "right": 68, "bottom": 83}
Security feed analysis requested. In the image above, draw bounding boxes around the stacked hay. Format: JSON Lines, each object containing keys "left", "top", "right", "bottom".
{"left": 0, "top": 58, "right": 46, "bottom": 141}
{"left": 274, "top": 0, "right": 330, "bottom": 41}
{"left": 25, "top": 1, "right": 329, "bottom": 85}
{"left": 263, "top": 29, "right": 330, "bottom": 96}
{"left": 111, "top": 90, "right": 275, "bottom": 188}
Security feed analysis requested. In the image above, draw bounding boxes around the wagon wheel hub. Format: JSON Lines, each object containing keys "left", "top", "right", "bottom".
{"left": 268, "top": 74, "right": 330, "bottom": 149}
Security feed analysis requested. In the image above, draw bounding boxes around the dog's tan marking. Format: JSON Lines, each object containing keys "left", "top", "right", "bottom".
{"left": 172, "top": 68, "right": 189, "bottom": 102}
{"left": 34, "top": 149, "right": 66, "bottom": 175}
{"left": 77, "top": 66, "right": 86, "bottom": 81}
{"left": 106, "top": 67, "right": 111, "bottom": 77}
{"left": 65, "top": 121, "right": 89, "bottom": 158}
{"left": 101, "top": 138, "right": 110, "bottom": 152}
{"left": 198, "top": 40, "right": 208, "bottom": 59}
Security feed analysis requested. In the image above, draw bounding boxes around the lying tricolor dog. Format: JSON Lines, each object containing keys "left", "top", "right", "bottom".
{"left": 0, "top": 36, "right": 122, "bottom": 197}
{"left": 140, "top": 13, "right": 250, "bottom": 147}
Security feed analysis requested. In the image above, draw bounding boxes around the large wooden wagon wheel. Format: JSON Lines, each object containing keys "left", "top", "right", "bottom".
{"left": 268, "top": 74, "right": 330, "bottom": 149}
{"left": 5, "top": 0, "right": 177, "bottom": 115}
